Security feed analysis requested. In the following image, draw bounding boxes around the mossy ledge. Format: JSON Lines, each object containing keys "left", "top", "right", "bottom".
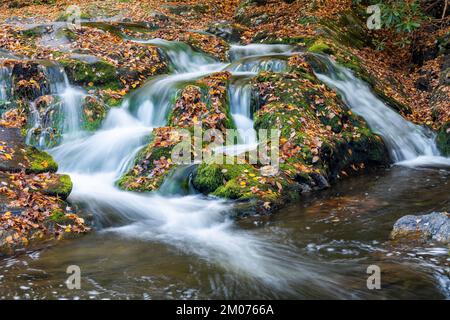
{"left": 42, "top": 174, "right": 73, "bottom": 200}
{"left": 60, "top": 59, "right": 121, "bottom": 89}
{"left": 25, "top": 146, "right": 58, "bottom": 173}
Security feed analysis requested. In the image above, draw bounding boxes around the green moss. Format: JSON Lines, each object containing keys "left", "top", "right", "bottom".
{"left": 26, "top": 147, "right": 58, "bottom": 173}
{"left": 213, "top": 180, "right": 242, "bottom": 199}
{"left": 308, "top": 40, "right": 333, "bottom": 55}
{"left": 60, "top": 59, "right": 121, "bottom": 89}
{"left": 49, "top": 209, "right": 66, "bottom": 223}
{"left": 21, "top": 26, "right": 48, "bottom": 38}
{"left": 81, "top": 96, "right": 108, "bottom": 131}
{"left": 43, "top": 174, "right": 73, "bottom": 200}
{"left": 192, "top": 163, "right": 224, "bottom": 194}
{"left": 56, "top": 11, "right": 91, "bottom": 22}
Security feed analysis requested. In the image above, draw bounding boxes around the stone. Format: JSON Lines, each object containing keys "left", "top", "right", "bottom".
{"left": 391, "top": 212, "right": 450, "bottom": 244}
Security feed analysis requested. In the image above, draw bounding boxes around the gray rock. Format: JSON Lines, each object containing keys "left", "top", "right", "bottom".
{"left": 391, "top": 212, "right": 450, "bottom": 244}
{"left": 206, "top": 21, "right": 242, "bottom": 43}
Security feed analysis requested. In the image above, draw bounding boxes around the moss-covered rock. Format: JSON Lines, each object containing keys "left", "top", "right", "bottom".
{"left": 187, "top": 53, "right": 389, "bottom": 212}
{"left": 26, "top": 146, "right": 58, "bottom": 173}
{"left": 41, "top": 174, "right": 73, "bottom": 200}
{"left": 10, "top": 61, "right": 50, "bottom": 102}
{"left": 308, "top": 39, "right": 333, "bottom": 55}
{"left": 60, "top": 59, "right": 121, "bottom": 89}
{"left": 118, "top": 72, "right": 234, "bottom": 192}
{"left": 81, "top": 95, "right": 108, "bottom": 131}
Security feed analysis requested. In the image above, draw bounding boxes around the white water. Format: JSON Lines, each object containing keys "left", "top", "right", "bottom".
{"left": 26, "top": 65, "right": 85, "bottom": 148}
{"left": 216, "top": 45, "right": 292, "bottom": 155}
{"left": 314, "top": 57, "right": 450, "bottom": 168}
{"left": 0, "top": 66, "right": 12, "bottom": 102}
{"left": 48, "top": 43, "right": 349, "bottom": 291}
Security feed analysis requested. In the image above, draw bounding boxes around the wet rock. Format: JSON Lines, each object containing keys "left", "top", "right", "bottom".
{"left": 41, "top": 174, "right": 73, "bottom": 200}
{"left": 21, "top": 25, "right": 53, "bottom": 38}
{"left": 190, "top": 54, "right": 388, "bottom": 209}
{"left": 10, "top": 61, "right": 50, "bottom": 102}
{"left": 206, "top": 21, "right": 243, "bottom": 43}
{"left": 150, "top": 11, "right": 170, "bottom": 22}
{"left": 391, "top": 212, "right": 450, "bottom": 244}
{"left": 235, "top": 1, "right": 269, "bottom": 26}
{"left": 164, "top": 4, "right": 208, "bottom": 16}
{"left": 27, "top": 95, "right": 64, "bottom": 148}
{"left": 118, "top": 72, "right": 233, "bottom": 192}
{"left": 415, "top": 76, "right": 431, "bottom": 92}
{"left": 0, "top": 127, "right": 57, "bottom": 173}
{"left": 310, "top": 172, "right": 330, "bottom": 190}
{"left": 81, "top": 95, "right": 108, "bottom": 131}
{"left": 412, "top": 43, "right": 439, "bottom": 66}
{"left": 60, "top": 59, "right": 119, "bottom": 88}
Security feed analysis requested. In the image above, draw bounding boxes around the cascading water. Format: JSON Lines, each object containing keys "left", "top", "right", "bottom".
{"left": 26, "top": 64, "right": 85, "bottom": 148}
{"left": 2, "top": 42, "right": 448, "bottom": 299}
{"left": 216, "top": 45, "right": 293, "bottom": 155}
{"left": 47, "top": 42, "right": 345, "bottom": 292}
{"left": 313, "top": 56, "right": 450, "bottom": 168}
{"left": 0, "top": 66, "right": 12, "bottom": 103}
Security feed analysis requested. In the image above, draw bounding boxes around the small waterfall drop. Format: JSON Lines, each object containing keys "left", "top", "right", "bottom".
{"left": 0, "top": 66, "right": 12, "bottom": 103}
{"left": 313, "top": 56, "right": 450, "bottom": 168}
{"left": 217, "top": 44, "right": 293, "bottom": 155}
{"left": 26, "top": 64, "right": 85, "bottom": 148}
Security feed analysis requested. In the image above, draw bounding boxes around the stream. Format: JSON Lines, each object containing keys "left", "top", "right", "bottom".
{"left": 0, "top": 42, "right": 449, "bottom": 299}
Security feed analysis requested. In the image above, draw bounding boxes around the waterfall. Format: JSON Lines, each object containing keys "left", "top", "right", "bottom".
{"left": 0, "top": 66, "right": 12, "bottom": 103}
{"left": 228, "top": 44, "right": 294, "bottom": 61}
{"left": 215, "top": 44, "right": 293, "bottom": 155}
{"left": 26, "top": 64, "right": 85, "bottom": 148}
{"left": 313, "top": 56, "right": 450, "bottom": 168}
{"left": 46, "top": 42, "right": 349, "bottom": 291}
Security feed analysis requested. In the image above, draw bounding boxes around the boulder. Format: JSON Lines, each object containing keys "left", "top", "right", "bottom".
{"left": 391, "top": 212, "right": 450, "bottom": 244}
{"left": 0, "top": 127, "right": 58, "bottom": 173}
{"left": 206, "top": 21, "right": 243, "bottom": 43}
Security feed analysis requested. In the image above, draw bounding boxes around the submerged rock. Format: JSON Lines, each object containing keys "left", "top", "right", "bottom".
{"left": 391, "top": 212, "right": 450, "bottom": 244}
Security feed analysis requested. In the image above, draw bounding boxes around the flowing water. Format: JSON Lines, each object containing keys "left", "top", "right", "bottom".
{"left": 0, "top": 66, "right": 12, "bottom": 103}
{"left": 0, "top": 43, "right": 449, "bottom": 299}
{"left": 314, "top": 56, "right": 450, "bottom": 168}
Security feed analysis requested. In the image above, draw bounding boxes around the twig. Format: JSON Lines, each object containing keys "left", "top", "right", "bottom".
{"left": 442, "top": 0, "right": 449, "bottom": 19}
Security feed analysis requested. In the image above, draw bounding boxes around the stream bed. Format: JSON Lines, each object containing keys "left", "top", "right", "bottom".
{"left": 0, "top": 166, "right": 448, "bottom": 299}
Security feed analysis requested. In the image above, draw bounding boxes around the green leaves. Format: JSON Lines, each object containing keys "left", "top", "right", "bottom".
{"left": 379, "top": 1, "right": 424, "bottom": 34}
